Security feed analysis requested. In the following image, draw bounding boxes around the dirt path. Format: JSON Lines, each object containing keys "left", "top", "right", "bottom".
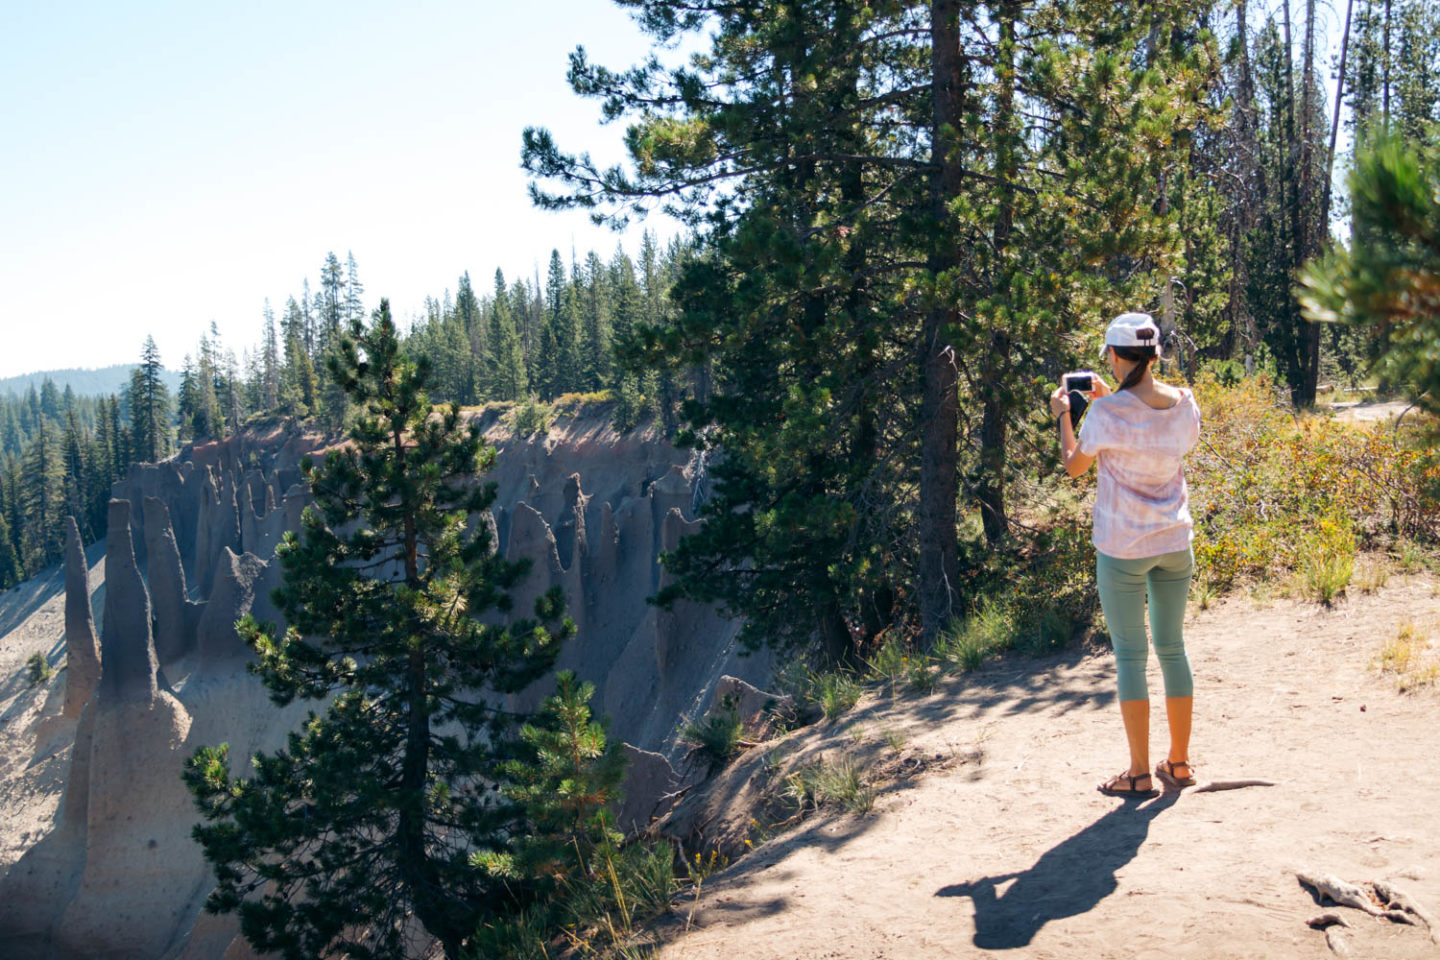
{"left": 653, "top": 579, "right": 1440, "bottom": 960}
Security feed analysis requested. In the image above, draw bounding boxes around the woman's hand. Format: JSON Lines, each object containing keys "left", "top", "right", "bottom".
{"left": 1090, "top": 375, "right": 1113, "bottom": 398}
{"left": 1049, "top": 386, "right": 1070, "bottom": 419}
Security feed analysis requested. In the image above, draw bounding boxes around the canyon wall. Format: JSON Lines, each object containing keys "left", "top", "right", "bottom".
{"left": 0, "top": 409, "right": 766, "bottom": 959}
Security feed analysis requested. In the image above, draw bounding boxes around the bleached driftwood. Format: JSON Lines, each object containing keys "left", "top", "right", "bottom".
{"left": 1324, "top": 927, "right": 1351, "bottom": 957}
{"left": 1296, "top": 871, "right": 1383, "bottom": 916}
{"left": 1373, "top": 879, "right": 1440, "bottom": 944}
{"left": 1306, "top": 912, "right": 1351, "bottom": 929}
{"left": 1191, "top": 778, "right": 1278, "bottom": 793}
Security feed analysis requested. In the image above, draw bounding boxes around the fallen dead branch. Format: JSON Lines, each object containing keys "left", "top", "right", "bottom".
{"left": 1191, "top": 778, "right": 1279, "bottom": 792}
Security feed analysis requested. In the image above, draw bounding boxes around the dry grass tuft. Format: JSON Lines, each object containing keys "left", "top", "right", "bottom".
{"left": 1376, "top": 620, "right": 1440, "bottom": 692}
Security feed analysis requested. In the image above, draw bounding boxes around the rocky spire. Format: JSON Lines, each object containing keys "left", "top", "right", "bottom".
{"left": 62, "top": 517, "right": 101, "bottom": 718}
{"left": 143, "top": 497, "right": 196, "bottom": 665}
{"left": 99, "top": 500, "right": 158, "bottom": 704}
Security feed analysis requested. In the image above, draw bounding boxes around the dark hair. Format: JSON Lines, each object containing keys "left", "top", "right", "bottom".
{"left": 1111, "top": 331, "right": 1160, "bottom": 393}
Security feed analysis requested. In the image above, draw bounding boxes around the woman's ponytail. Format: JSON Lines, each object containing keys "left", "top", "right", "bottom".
{"left": 1112, "top": 344, "right": 1158, "bottom": 393}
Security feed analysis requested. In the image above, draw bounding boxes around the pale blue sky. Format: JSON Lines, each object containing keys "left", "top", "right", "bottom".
{"left": 1, "top": 1, "right": 676, "bottom": 378}
{"left": 2, "top": 3, "right": 1354, "bottom": 381}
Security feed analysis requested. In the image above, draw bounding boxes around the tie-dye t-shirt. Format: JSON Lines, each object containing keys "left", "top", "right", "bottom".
{"left": 1076, "top": 388, "right": 1201, "bottom": 559}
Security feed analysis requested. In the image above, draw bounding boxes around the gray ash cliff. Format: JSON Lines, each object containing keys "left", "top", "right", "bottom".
{"left": 0, "top": 411, "right": 767, "bottom": 960}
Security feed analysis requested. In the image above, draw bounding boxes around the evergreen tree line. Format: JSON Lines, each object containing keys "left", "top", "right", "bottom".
{"left": 0, "top": 234, "right": 693, "bottom": 589}
{"left": 522, "top": 0, "right": 1440, "bottom": 662}
{"left": 0, "top": 339, "right": 169, "bottom": 588}
{"left": 171, "top": 239, "right": 694, "bottom": 445}
{"left": 403, "top": 231, "right": 696, "bottom": 428}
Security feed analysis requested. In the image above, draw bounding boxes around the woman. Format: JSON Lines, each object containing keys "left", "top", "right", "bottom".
{"left": 1049, "top": 312, "right": 1202, "bottom": 797}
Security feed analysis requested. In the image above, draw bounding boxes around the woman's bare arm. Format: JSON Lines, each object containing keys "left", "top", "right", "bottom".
{"left": 1051, "top": 386, "right": 1097, "bottom": 478}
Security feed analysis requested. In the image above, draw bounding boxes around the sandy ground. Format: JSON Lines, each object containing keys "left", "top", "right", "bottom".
{"left": 651, "top": 577, "right": 1440, "bottom": 960}
{"left": 1330, "top": 399, "right": 1419, "bottom": 423}
{"left": 2, "top": 555, "right": 1438, "bottom": 959}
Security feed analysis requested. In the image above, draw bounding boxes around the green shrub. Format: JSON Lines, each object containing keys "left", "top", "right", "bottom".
{"left": 904, "top": 656, "right": 940, "bottom": 694}
{"left": 679, "top": 706, "right": 745, "bottom": 769}
{"left": 25, "top": 653, "right": 53, "bottom": 687}
{"left": 813, "top": 671, "right": 862, "bottom": 720}
{"left": 511, "top": 398, "right": 551, "bottom": 438}
{"left": 785, "top": 757, "right": 874, "bottom": 815}
{"left": 864, "top": 636, "right": 908, "bottom": 692}
{"left": 465, "top": 907, "right": 552, "bottom": 960}
{"left": 1189, "top": 374, "right": 1440, "bottom": 590}
{"left": 936, "top": 600, "right": 1014, "bottom": 672}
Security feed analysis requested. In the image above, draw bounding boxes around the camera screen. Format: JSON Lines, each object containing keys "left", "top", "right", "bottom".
{"left": 1065, "top": 374, "right": 1093, "bottom": 393}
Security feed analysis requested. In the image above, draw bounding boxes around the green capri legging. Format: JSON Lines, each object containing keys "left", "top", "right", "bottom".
{"left": 1096, "top": 548, "right": 1195, "bottom": 701}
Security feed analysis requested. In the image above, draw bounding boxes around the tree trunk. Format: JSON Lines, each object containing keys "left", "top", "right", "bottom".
{"left": 393, "top": 424, "right": 454, "bottom": 957}
{"left": 976, "top": 2, "right": 1019, "bottom": 546}
{"left": 1233, "top": 0, "right": 1259, "bottom": 374}
{"left": 919, "top": 0, "right": 964, "bottom": 640}
{"left": 1322, "top": 0, "right": 1356, "bottom": 228}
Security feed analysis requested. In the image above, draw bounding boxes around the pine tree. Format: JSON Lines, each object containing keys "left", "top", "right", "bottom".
{"left": 318, "top": 252, "right": 345, "bottom": 353}
{"left": 580, "top": 251, "right": 612, "bottom": 391}
{"left": 3, "top": 458, "right": 24, "bottom": 581}
{"left": 61, "top": 410, "right": 89, "bottom": 541}
{"left": 39, "top": 379, "right": 62, "bottom": 423}
{"left": 184, "top": 300, "right": 572, "bottom": 960}
{"left": 455, "top": 271, "right": 483, "bottom": 384}
{"left": 470, "top": 671, "right": 626, "bottom": 940}
{"left": 22, "top": 417, "right": 62, "bottom": 568}
{"left": 262, "top": 299, "right": 281, "bottom": 410}
{"left": 525, "top": 0, "right": 1213, "bottom": 654}
{"left": 554, "top": 280, "right": 585, "bottom": 398}
{"left": 127, "top": 336, "right": 171, "bottom": 463}
{"left": 343, "top": 250, "right": 365, "bottom": 326}
{"left": 1299, "top": 135, "right": 1440, "bottom": 415}
{"left": 0, "top": 498, "right": 19, "bottom": 588}
{"left": 532, "top": 250, "right": 569, "bottom": 400}
{"left": 482, "top": 270, "right": 530, "bottom": 401}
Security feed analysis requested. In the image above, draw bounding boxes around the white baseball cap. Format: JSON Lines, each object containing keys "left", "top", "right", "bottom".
{"left": 1099, "top": 312, "right": 1163, "bottom": 359}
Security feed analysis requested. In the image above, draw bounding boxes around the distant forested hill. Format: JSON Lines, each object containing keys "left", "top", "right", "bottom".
{"left": 0, "top": 365, "right": 182, "bottom": 398}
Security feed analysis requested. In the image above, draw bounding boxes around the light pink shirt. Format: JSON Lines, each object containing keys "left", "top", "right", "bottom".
{"left": 1076, "top": 388, "right": 1201, "bottom": 559}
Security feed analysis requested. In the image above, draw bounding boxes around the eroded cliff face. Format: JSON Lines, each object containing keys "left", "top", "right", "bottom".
{"left": 0, "top": 409, "right": 766, "bottom": 959}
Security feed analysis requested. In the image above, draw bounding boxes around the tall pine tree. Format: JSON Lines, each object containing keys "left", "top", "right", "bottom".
{"left": 184, "top": 300, "right": 572, "bottom": 960}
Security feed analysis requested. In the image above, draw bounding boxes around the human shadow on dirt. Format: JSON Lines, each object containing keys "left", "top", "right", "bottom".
{"left": 935, "top": 790, "right": 1178, "bottom": 949}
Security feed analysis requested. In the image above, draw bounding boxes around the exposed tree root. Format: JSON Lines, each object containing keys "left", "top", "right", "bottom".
{"left": 1306, "top": 912, "right": 1351, "bottom": 929}
{"left": 1191, "top": 778, "right": 1278, "bottom": 792}
{"left": 1298, "top": 870, "right": 1440, "bottom": 952}
{"left": 1373, "top": 879, "right": 1440, "bottom": 944}
{"left": 1297, "top": 871, "right": 1384, "bottom": 916}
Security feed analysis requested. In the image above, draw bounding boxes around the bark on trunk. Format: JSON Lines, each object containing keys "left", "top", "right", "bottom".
{"left": 976, "top": 3, "right": 1018, "bottom": 546}
{"left": 919, "top": 0, "right": 964, "bottom": 639}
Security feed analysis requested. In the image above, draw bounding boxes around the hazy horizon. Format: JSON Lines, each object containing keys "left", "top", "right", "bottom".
{"left": 1, "top": 1, "right": 685, "bottom": 379}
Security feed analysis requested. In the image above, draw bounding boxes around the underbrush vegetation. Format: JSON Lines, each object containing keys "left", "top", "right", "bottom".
{"left": 1376, "top": 620, "right": 1440, "bottom": 692}
{"left": 1186, "top": 374, "right": 1440, "bottom": 596}
{"left": 784, "top": 756, "right": 876, "bottom": 815}
{"left": 511, "top": 397, "right": 552, "bottom": 437}
{"left": 679, "top": 704, "right": 746, "bottom": 770}
{"left": 24, "top": 652, "right": 54, "bottom": 686}
{"left": 763, "top": 376, "right": 1440, "bottom": 737}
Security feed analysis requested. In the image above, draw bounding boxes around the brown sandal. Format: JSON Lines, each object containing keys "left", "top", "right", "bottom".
{"left": 1098, "top": 771, "right": 1159, "bottom": 798}
{"left": 1155, "top": 759, "right": 1196, "bottom": 788}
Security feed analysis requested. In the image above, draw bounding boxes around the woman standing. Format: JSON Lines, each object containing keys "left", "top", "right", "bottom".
{"left": 1050, "top": 312, "right": 1202, "bottom": 797}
